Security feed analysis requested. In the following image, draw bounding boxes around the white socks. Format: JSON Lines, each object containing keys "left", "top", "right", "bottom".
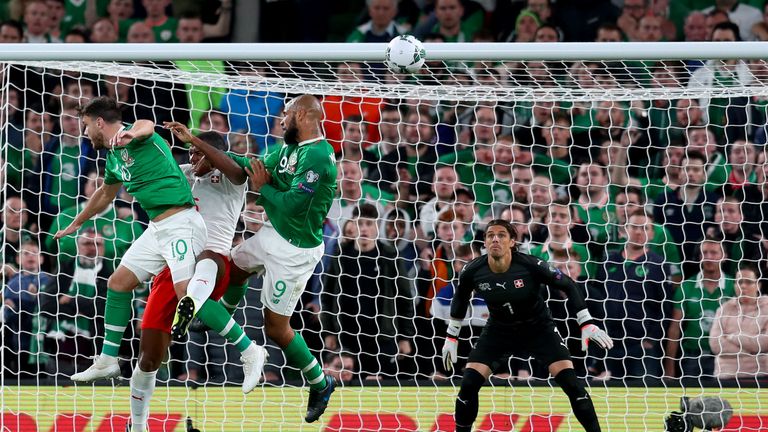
{"left": 129, "top": 365, "right": 158, "bottom": 432}
{"left": 186, "top": 258, "right": 218, "bottom": 312}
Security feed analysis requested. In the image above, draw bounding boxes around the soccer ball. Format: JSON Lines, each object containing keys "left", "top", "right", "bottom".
{"left": 385, "top": 35, "right": 426, "bottom": 74}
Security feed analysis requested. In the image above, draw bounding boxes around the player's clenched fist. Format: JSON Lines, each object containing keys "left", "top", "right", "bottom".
{"left": 580, "top": 324, "right": 613, "bottom": 351}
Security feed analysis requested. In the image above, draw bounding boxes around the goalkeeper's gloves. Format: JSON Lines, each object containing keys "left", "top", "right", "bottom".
{"left": 441, "top": 319, "right": 461, "bottom": 372}
{"left": 577, "top": 310, "right": 613, "bottom": 351}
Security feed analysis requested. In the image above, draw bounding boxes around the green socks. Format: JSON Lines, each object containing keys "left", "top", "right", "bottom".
{"left": 220, "top": 281, "right": 248, "bottom": 315}
{"left": 284, "top": 331, "right": 325, "bottom": 391}
{"left": 102, "top": 289, "right": 133, "bottom": 357}
{"left": 197, "top": 299, "right": 252, "bottom": 352}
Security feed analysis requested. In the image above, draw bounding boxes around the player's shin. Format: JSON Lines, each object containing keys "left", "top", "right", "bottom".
{"left": 129, "top": 365, "right": 158, "bottom": 432}
{"left": 455, "top": 368, "right": 485, "bottom": 431}
{"left": 284, "top": 331, "right": 326, "bottom": 391}
{"left": 197, "top": 299, "right": 252, "bottom": 352}
{"left": 554, "top": 368, "right": 601, "bottom": 432}
{"left": 220, "top": 280, "right": 248, "bottom": 315}
{"left": 186, "top": 258, "right": 219, "bottom": 313}
{"left": 102, "top": 289, "right": 133, "bottom": 357}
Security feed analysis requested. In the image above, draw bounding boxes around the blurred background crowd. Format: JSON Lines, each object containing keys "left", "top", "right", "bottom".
{"left": 1, "top": 0, "right": 768, "bottom": 387}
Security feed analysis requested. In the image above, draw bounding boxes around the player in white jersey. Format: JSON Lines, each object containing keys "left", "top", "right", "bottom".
{"left": 124, "top": 125, "right": 267, "bottom": 432}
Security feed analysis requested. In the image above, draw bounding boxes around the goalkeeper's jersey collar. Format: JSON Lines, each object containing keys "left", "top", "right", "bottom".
{"left": 297, "top": 136, "right": 325, "bottom": 147}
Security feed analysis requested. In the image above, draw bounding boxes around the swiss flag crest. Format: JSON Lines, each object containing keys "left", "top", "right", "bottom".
{"left": 514, "top": 279, "right": 524, "bottom": 289}
{"left": 211, "top": 175, "right": 220, "bottom": 184}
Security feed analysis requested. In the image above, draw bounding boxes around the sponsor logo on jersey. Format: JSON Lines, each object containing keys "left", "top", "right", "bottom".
{"left": 514, "top": 279, "right": 524, "bottom": 288}
{"left": 211, "top": 175, "right": 220, "bottom": 184}
{"left": 298, "top": 182, "right": 315, "bottom": 194}
{"left": 477, "top": 282, "right": 491, "bottom": 291}
{"left": 120, "top": 149, "right": 135, "bottom": 167}
{"left": 306, "top": 170, "right": 319, "bottom": 183}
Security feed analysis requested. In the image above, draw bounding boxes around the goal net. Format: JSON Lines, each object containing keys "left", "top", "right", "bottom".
{"left": 2, "top": 43, "right": 768, "bottom": 431}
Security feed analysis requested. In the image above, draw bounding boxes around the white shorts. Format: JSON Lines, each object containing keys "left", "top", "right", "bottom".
{"left": 120, "top": 208, "right": 207, "bottom": 284}
{"left": 230, "top": 225, "right": 323, "bottom": 316}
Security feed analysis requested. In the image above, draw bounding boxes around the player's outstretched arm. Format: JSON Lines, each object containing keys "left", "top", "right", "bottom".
{"left": 113, "top": 119, "right": 156, "bottom": 147}
{"left": 164, "top": 121, "right": 248, "bottom": 184}
{"left": 54, "top": 182, "right": 121, "bottom": 239}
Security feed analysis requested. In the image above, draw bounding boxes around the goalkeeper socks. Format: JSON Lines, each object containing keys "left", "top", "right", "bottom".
{"left": 455, "top": 368, "right": 485, "bottom": 430}
{"left": 283, "top": 331, "right": 325, "bottom": 391}
{"left": 102, "top": 289, "right": 133, "bottom": 357}
{"left": 129, "top": 365, "right": 157, "bottom": 432}
{"left": 555, "top": 368, "right": 601, "bottom": 432}
{"left": 221, "top": 281, "right": 248, "bottom": 315}
{"left": 197, "top": 299, "right": 253, "bottom": 352}
{"left": 186, "top": 258, "right": 219, "bottom": 312}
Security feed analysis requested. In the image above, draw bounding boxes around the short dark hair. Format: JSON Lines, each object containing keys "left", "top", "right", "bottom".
{"left": 685, "top": 150, "right": 708, "bottom": 164}
{"left": 197, "top": 131, "right": 228, "bottom": 152}
{"left": 620, "top": 185, "right": 646, "bottom": 205}
{"left": 711, "top": 21, "right": 741, "bottom": 41}
{"left": 65, "top": 27, "right": 90, "bottom": 42}
{"left": 737, "top": 262, "right": 761, "bottom": 279}
{"left": 79, "top": 96, "right": 122, "bottom": 123}
{"left": 353, "top": 202, "right": 379, "bottom": 219}
{"left": 0, "top": 20, "right": 24, "bottom": 37}
{"left": 485, "top": 219, "right": 518, "bottom": 241}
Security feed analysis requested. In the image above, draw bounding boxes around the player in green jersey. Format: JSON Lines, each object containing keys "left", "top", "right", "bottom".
{"left": 227, "top": 95, "right": 338, "bottom": 423}
{"left": 53, "top": 97, "right": 209, "bottom": 389}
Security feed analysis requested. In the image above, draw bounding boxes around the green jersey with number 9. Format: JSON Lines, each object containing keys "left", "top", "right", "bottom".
{"left": 258, "top": 138, "right": 337, "bottom": 248}
{"left": 103, "top": 124, "right": 195, "bottom": 220}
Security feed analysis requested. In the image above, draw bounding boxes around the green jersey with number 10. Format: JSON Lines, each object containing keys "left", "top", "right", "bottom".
{"left": 103, "top": 124, "right": 194, "bottom": 220}
{"left": 259, "top": 138, "right": 337, "bottom": 248}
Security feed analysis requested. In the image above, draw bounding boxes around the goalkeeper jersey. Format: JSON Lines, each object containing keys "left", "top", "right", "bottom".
{"left": 180, "top": 153, "right": 249, "bottom": 255}
{"left": 258, "top": 138, "right": 337, "bottom": 248}
{"left": 103, "top": 124, "right": 194, "bottom": 220}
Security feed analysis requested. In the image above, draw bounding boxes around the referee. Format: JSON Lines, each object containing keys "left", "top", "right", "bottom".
{"left": 442, "top": 220, "right": 613, "bottom": 432}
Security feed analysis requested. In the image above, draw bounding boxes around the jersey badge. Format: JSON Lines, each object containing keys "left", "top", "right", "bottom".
{"left": 477, "top": 282, "right": 491, "bottom": 291}
{"left": 514, "top": 279, "right": 524, "bottom": 288}
{"left": 306, "top": 170, "right": 319, "bottom": 183}
{"left": 120, "top": 149, "right": 135, "bottom": 167}
{"left": 211, "top": 175, "right": 220, "bottom": 184}
{"left": 286, "top": 152, "right": 298, "bottom": 174}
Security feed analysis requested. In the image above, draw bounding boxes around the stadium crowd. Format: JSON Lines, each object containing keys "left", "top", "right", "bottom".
{"left": 1, "top": 0, "right": 768, "bottom": 386}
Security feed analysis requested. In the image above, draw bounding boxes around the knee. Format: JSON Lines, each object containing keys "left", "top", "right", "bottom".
{"left": 265, "top": 323, "right": 292, "bottom": 346}
{"left": 107, "top": 274, "right": 133, "bottom": 292}
{"left": 458, "top": 367, "right": 486, "bottom": 397}
{"left": 138, "top": 353, "right": 162, "bottom": 372}
{"left": 554, "top": 368, "right": 586, "bottom": 400}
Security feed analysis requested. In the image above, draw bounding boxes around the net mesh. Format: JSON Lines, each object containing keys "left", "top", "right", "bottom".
{"left": 1, "top": 57, "right": 767, "bottom": 431}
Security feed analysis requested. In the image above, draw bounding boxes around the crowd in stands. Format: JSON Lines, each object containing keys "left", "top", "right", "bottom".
{"left": 1, "top": 0, "right": 768, "bottom": 385}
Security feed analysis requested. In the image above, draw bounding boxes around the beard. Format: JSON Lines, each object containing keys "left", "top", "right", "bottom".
{"left": 89, "top": 131, "right": 107, "bottom": 150}
{"left": 283, "top": 125, "right": 299, "bottom": 145}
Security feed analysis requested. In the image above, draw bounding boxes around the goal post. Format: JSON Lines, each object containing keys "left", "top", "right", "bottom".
{"left": 1, "top": 42, "right": 768, "bottom": 432}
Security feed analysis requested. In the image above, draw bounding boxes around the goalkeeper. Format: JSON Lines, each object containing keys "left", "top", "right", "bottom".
{"left": 443, "top": 220, "right": 613, "bottom": 432}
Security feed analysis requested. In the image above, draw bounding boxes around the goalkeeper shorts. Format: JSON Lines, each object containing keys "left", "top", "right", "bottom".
{"left": 468, "top": 322, "right": 571, "bottom": 371}
{"left": 141, "top": 253, "right": 231, "bottom": 334}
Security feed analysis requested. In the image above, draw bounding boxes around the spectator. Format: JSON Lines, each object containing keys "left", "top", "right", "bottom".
{"left": 705, "top": 9, "right": 731, "bottom": 40}
{"left": 370, "top": 104, "right": 401, "bottom": 158}
{"left": 665, "top": 237, "right": 735, "bottom": 378}
{"left": 123, "top": 0, "right": 177, "bottom": 43}
{"left": 430, "top": 243, "right": 484, "bottom": 377}
{"left": 125, "top": 20, "right": 155, "bottom": 43}
{"left": 46, "top": 0, "right": 65, "bottom": 42}
{"left": 688, "top": 22, "right": 752, "bottom": 142}
{"left": 724, "top": 140, "right": 757, "bottom": 193}
{"left": 573, "top": 162, "right": 615, "bottom": 247}
{"left": 338, "top": 115, "right": 380, "bottom": 177}
{"left": 534, "top": 23, "right": 562, "bottom": 42}
{"left": 1, "top": 196, "right": 32, "bottom": 278}
{"left": 3, "top": 241, "right": 53, "bottom": 375}
{"left": 527, "top": 0, "right": 552, "bottom": 24}
{"left": 684, "top": 126, "right": 728, "bottom": 193}
{"left": 508, "top": 163, "right": 533, "bottom": 206}
{"left": 34, "top": 228, "right": 112, "bottom": 374}
{"left": 703, "top": 0, "right": 762, "bottom": 41}
{"left": 45, "top": 170, "right": 144, "bottom": 267}
{"left": 528, "top": 174, "right": 555, "bottom": 243}
{"left": 672, "top": 99, "right": 705, "bottom": 145}
{"left": 595, "top": 211, "right": 672, "bottom": 379}
{"left": 23, "top": 0, "right": 54, "bottom": 42}
{"left": 379, "top": 207, "right": 418, "bottom": 277}
{"left": 508, "top": 8, "right": 541, "bottom": 42}
{"left": 740, "top": 154, "right": 768, "bottom": 252}
{"left": 710, "top": 264, "right": 768, "bottom": 379}
{"left": 648, "top": 0, "right": 683, "bottom": 41}
{"left": 327, "top": 160, "right": 387, "bottom": 233}
{"left": 347, "top": 0, "right": 403, "bottom": 43}
{"left": 198, "top": 109, "right": 229, "bottom": 135}
{"left": 174, "top": 14, "right": 226, "bottom": 131}
{"left": 219, "top": 65, "right": 284, "bottom": 155}
{"left": 711, "top": 196, "right": 760, "bottom": 275}
{"left": 752, "top": 3, "right": 768, "bottom": 41}
{"left": 103, "top": 0, "right": 134, "bottom": 39}
{"left": 419, "top": 165, "right": 458, "bottom": 239}
{"left": 63, "top": 27, "right": 88, "bottom": 43}
{"left": 322, "top": 351, "right": 357, "bottom": 385}
{"left": 379, "top": 109, "right": 438, "bottom": 200}
{"left": 654, "top": 151, "right": 719, "bottom": 278}
{"left": 530, "top": 198, "right": 597, "bottom": 279}
{"left": 633, "top": 15, "right": 664, "bottom": 42}
{"left": 595, "top": 22, "right": 623, "bottom": 42}
{"left": 500, "top": 204, "right": 533, "bottom": 253}
{"left": 90, "top": 17, "right": 118, "bottom": 43}
{"left": 684, "top": 11, "right": 709, "bottom": 41}
{"left": 40, "top": 104, "right": 96, "bottom": 214}
{"left": 321, "top": 203, "right": 415, "bottom": 381}
{"left": 419, "top": 0, "right": 482, "bottom": 42}
{"left": 0, "top": 19, "right": 23, "bottom": 42}
{"left": 617, "top": 0, "right": 648, "bottom": 42}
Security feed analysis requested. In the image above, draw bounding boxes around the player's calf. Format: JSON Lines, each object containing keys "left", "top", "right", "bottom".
{"left": 455, "top": 368, "right": 486, "bottom": 431}
{"left": 554, "top": 368, "right": 602, "bottom": 432}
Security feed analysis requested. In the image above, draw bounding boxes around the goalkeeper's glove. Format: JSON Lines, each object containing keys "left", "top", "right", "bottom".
{"left": 441, "top": 319, "right": 461, "bottom": 372}
{"left": 577, "top": 310, "right": 613, "bottom": 351}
